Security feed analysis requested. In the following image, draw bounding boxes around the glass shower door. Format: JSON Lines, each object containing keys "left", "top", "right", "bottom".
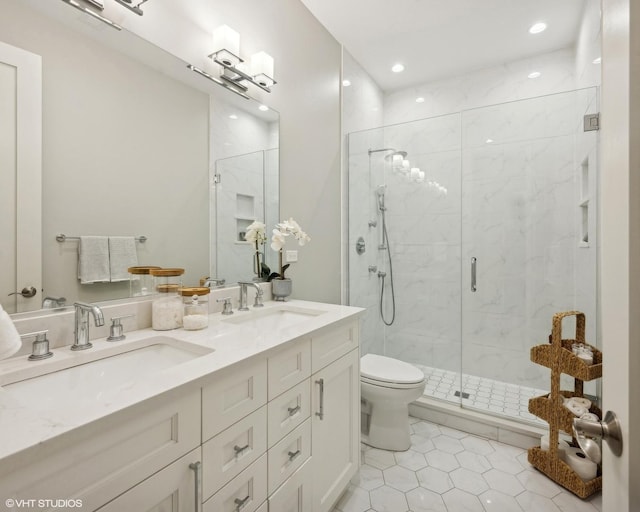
{"left": 460, "top": 89, "right": 599, "bottom": 422}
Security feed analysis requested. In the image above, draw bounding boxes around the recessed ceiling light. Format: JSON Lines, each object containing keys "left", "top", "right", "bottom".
{"left": 391, "top": 63, "right": 405, "bottom": 73}
{"left": 528, "top": 71, "right": 542, "bottom": 79}
{"left": 342, "top": 79, "right": 351, "bottom": 87}
{"left": 229, "top": 114, "right": 238, "bottom": 119}
{"left": 258, "top": 105, "right": 269, "bottom": 112}
{"left": 486, "top": 138, "right": 494, "bottom": 144}
{"left": 529, "top": 22, "right": 547, "bottom": 34}
{"left": 593, "top": 57, "right": 602, "bottom": 64}
{"left": 416, "top": 97, "right": 425, "bottom": 103}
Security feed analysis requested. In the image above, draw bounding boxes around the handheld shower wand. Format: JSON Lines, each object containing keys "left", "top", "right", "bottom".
{"left": 376, "top": 184, "right": 387, "bottom": 211}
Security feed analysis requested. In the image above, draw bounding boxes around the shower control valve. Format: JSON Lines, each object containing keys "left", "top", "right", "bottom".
{"left": 368, "top": 265, "right": 378, "bottom": 273}
{"left": 377, "top": 271, "right": 387, "bottom": 278}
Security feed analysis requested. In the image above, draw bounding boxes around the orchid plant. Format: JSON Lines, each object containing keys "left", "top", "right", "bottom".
{"left": 244, "top": 221, "right": 268, "bottom": 279}
{"left": 269, "top": 218, "right": 311, "bottom": 280}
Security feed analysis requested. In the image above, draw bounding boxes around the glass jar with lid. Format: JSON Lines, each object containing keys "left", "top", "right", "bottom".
{"left": 128, "top": 266, "right": 161, "bottom": 297}
{"left": 149, "top": 268, "right": 184, "bottom": 330}
{"left": 181, "top": 287, "right": 210, "bottom": 330}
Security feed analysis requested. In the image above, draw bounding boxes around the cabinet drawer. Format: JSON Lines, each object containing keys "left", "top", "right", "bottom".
{"left": 0, "top": 388, "right": 201, "bottom": 511}
{"left": 268, "top": 338, "right": 311, "bottom": 399}
{"left": 311, "top": 321, "right": 359, "bottom": 373}
{"left": 203, "top": 453, "right": 267, "bottom": 512}
{"left": 96, "top": 448, "right": 201, "bottom": 512}
{"left": 268, "top": 458, "right": 312, "bottom": 512}
{"left": 267, "top": 418, "right": 311, "bottom": 495}
{"left": 267, "top": 379, "right": 310, "bottom": 448}
{"left": 203, "top": 406, "right": 267, "bottom": 498}
{"left": 202, "top": 357, "right": 267, "bottom": 441}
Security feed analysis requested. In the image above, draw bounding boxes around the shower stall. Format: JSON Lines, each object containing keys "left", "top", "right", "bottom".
{"left": 347, "top": 88, "right": 599, "bottom": 426}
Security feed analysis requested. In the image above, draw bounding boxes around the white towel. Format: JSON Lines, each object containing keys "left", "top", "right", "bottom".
{"left": 78, "top": 236, "right": 110, "bottom": 284}
{"left": 0, "top": 304, "right": 21, "bottom": 360}
{"left": 109, "top": 236, "right": 138, "bottom": 282}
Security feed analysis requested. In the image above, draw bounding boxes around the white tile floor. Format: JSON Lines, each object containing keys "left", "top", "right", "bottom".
{"left": 416, "top": 364, "right": 548, "bottom": 426}
{"left": 332, "top": 417, "right": 602, "bottom": 512}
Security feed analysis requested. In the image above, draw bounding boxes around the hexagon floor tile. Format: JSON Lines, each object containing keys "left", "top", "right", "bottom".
{"left": 331, "top": 418, "right": 602, "bottom": 512}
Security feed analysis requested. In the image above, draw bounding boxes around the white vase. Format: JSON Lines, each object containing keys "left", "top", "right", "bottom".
{"left": 271, "top": 278, "right": 292, "bottom": 301}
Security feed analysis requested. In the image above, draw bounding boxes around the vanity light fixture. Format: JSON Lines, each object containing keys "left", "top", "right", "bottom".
{"left": 187, "top": 64, "right": 251, "bottom": 100}
{"left": 208, "top": 25, "right": 277, "bottom": 94}
{"left": 113, "top": 0, "right": 149, "bottom": 16}
{"left": 59, "top": 0, "right": 122, "bottom": 30}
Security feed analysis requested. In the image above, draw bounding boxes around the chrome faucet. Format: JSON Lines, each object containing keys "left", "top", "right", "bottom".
{"left": 238, "top": 282, "right": 264, "bottom": 310}
{"left": 202, "top": 277, "right": 226, "bottom": 288}
{"left": 72, "top": 302, "right": 104, "bottom": 351}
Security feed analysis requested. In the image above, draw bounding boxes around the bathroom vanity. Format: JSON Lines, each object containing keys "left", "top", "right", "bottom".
{"left": 0, "top": 300, "right": 363, "bottom": 512}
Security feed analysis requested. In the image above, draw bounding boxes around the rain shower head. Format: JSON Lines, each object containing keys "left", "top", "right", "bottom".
{"left": 384, "top": 150, "right": 407, "bottom": 162}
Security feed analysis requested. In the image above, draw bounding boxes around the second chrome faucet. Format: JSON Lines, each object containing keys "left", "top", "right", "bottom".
{"left": 71, "top": 302, "right": 105, "bottom": 351}
{"left": 238, "top": 282, "right": 264, "bottom": 311}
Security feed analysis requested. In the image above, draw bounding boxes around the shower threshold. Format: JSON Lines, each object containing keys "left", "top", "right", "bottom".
{"left": 415, "top": 364, "right": 547, "bottom": 427}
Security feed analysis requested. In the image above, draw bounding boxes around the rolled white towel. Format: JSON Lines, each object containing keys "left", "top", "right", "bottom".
{"left": 0, "top": 303, "right": 21, "bottom": 360}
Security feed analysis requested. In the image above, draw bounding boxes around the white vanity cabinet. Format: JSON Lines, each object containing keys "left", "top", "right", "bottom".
{"left": 0, "top": 305, "right": 362, "bottom": 512}
{"left": 310, "top": 321, "right": 360, "bottom": 512}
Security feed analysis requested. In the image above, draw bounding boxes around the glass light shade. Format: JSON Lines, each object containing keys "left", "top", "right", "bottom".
{"left": 402, "top": 159, "right": 411, "bottom": 171}
{"left": 212, "top": 25, "right": 240, "bottom": 66}
{"left": 251, "top": 51, "right": 275, "bottom": 87}
{"left": 410, "top": 167, "right": 420, "bottom": 180}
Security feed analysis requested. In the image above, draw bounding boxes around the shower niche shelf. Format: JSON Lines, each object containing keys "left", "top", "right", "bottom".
{"left": 527, "top": 310, "right": 602, "bottom": 499}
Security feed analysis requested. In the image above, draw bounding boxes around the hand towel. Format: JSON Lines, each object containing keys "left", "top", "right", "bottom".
{"left": 78, "top": 236, "right": 110, "bottom": 284}
{"left": 0, "top": 303, "right": 21, "bottom": 360}
{"left": 109, "top": 236, "right": 138, "bottom": 282}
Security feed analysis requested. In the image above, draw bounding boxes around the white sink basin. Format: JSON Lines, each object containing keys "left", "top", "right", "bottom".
{"left": 222, "top": 305, "right": 326, "bottom": 330}
{"left": 1, "top": 337, "right": 212, "bottom": 410}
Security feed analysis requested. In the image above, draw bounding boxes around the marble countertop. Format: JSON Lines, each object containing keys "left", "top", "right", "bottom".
{"left": 0, "top": 300, "right": 363, "bottom": 463}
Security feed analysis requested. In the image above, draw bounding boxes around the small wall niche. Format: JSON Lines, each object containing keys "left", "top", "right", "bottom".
{"left": 235, "top": 194, "right": 255, "bottom": 242}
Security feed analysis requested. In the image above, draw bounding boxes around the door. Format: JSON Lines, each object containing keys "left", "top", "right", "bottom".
{"left": 0, "top": 40, "right": 41, "bottom": 313}
{"left": 601, "top": 1, "right": 639, "bottom": 510}
{"left": 311, "top": 348, "right": 359, "bottom": 512}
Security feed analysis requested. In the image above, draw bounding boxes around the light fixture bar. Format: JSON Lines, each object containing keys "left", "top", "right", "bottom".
{"left": 113, "top": 0, "right": 149, "bottom": 16}
{"left": 209, "top": 51, "right": 276, "bottom": 93}
{"left": 60, "top": 0, "right": 122, "bottom": 30}
{"left": 187, "top": 64, "right": 251, "bottom": 100}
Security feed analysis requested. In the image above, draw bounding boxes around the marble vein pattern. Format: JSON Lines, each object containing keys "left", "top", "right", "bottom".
{"left": 331, "top": 418, "right": 601, "bottom": 512}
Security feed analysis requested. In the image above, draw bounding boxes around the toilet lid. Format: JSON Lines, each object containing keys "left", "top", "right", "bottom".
{"left": 361, "top": 354, "right": 425, "bottom": 385}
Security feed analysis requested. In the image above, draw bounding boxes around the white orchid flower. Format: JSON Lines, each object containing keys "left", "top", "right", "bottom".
{"left": 244, "top": 220, "right": 266, "bottom": 245}
{"left": 271, "top": 229, "right": 287, "bottom": 251}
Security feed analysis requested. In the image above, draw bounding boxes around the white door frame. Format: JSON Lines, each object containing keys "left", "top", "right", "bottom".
{"left": 601, "top": 0, "right": 640, "bottom": 509}
{"left": 0, "top": 40, "right": 42, "bottom": 313}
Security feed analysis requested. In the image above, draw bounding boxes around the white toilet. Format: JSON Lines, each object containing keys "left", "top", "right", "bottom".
{"left": 360, "top": 354, "right": 426, "bottom": 451}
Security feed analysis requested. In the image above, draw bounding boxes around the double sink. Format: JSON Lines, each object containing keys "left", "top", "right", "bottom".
{"left": 0, "top": 304, "right": 325, "bottom": 411}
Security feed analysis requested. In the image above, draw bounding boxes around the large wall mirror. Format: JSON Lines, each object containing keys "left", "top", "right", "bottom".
{"left": 0, "top": 0, "right": 279, "bottom": 315}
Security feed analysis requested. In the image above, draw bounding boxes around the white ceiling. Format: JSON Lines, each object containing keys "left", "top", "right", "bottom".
{"left": 300, "top": 0, "right": 587, "bottom": 92}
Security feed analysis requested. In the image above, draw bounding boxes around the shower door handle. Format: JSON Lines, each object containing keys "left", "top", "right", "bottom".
{"left": 471, "top": 257, "right": 477, "bottom": 292}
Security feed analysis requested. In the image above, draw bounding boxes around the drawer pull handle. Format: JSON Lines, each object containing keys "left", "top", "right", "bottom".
{"left": 234, "top": 495, "right": 250, "bottom": 511}
{"left": 189, "top": 461, "right": 202, "bottom": 512}
{"left": 287, "top": 405, "right": 301, "bottom": 416}
{"left": 234, "top": 443, "right": 250, "bottom": 456}
{"left": 316, "top": 378, "right": 324, "bottom": 420}
{"left": 288, "top": 449, "right": 301, "bottom": 461}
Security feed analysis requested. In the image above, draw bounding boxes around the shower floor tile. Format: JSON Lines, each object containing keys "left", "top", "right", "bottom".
{"left": 415, "top": 364, "right": 548, "bottom": 426}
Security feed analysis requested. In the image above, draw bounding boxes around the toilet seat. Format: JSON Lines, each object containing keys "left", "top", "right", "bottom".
{"left": 361, "top": 354, "right": 425, "bottom": 388}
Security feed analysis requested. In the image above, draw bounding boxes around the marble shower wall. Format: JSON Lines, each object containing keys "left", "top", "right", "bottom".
{"left": 348, "top": 88, "right": 598, "bottom": 391}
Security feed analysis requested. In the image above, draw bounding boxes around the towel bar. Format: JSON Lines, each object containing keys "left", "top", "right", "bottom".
{"left": 55, "top": 234, "right": 147, "bottom": 243}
